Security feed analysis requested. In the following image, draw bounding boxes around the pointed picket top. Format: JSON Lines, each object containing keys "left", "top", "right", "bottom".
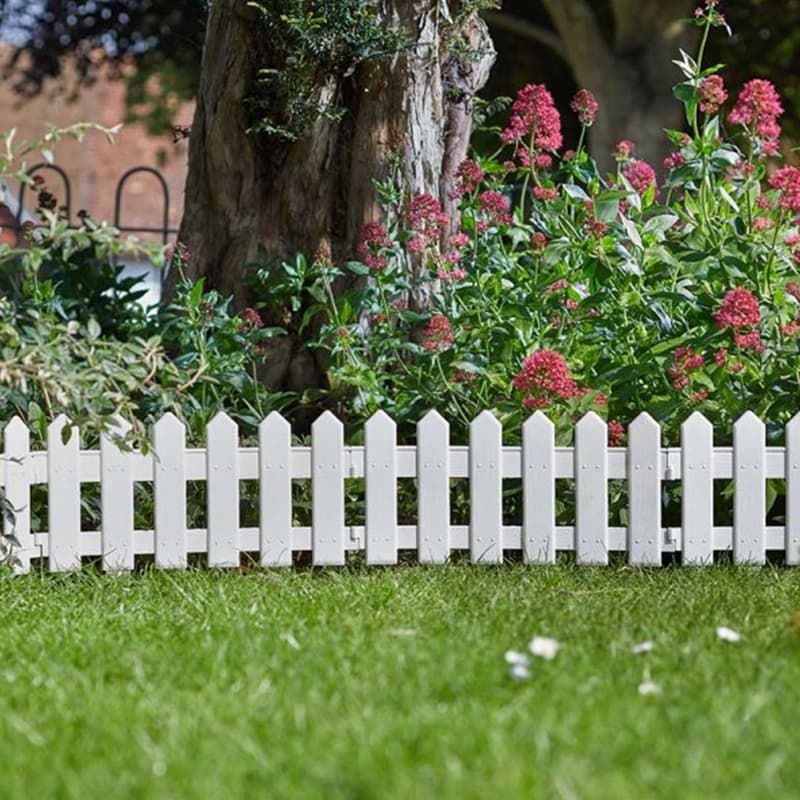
{"left": 154, "top": 411, "right": 185, "bottom": 434}
{"left": 470, "top": 409, "right": 502, "bottom": 434}
{"left": 47, "top": 413, "right": 76, "bottom": 446}
{"left": 523, "top": 410, "right": 554, "bottom": 435}
{"left": 259, "top": 410, "right": 290, "bottom": 436}
{"left": 312, "top": 409, "right": 343, "bottom": 434}
{"left": 576, "top": 411, "right": 607, "bottom": 437}
{"left": 418, "top": 409, "right": 448, "bottom": 434}
{"left": 734, "top": 409, "right": 765, "bottom": 433}
{"left": 682, "top": 410, "right": 713, "bottom": 436}
{"left": 4, "top": 416, "right": 29, "bottom": 440}
{"left": 207, "top": 410, "right": 238, "bottom": 435}
{"left": 787, "top": 411, "right": 800, "bottom": 437}
{"left": 366, "top": 409, "right": 396, "bottom": 432}
{"left": 629, "top": 411, "right": 660, "bottom": 437}
{"left": 101, "top": 415, "right": 132, "bottom": 442}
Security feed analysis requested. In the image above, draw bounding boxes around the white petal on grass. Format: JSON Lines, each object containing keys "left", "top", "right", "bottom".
{"left": 281, "top": 632, "right": 300, "bottom": 650}
{"left": 716, "top": 626, "right": 741, "bottom": 643}
{"left": 509, "top": 663, "right": 532, "bottom": 681}
{"left": 632, "top": 641, "right": 655, "bottom": 655}
{"left": 638, "top": 680, "right": 661, "bottom": 696}
{"left": 529, "top": 636, "right": 560, "bottom": 660}
{"left": 504, "top": 649, "right": 530, "bottom": 666}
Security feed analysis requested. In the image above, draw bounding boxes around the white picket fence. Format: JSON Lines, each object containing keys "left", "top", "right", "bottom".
{"left": 2, "top": 409, "right": 800, "bottom": 573}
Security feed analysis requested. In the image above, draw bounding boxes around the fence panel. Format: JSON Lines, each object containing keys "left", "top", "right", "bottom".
{"left": 681, "top": 412, "right": 714, "bottom": 566}
{"left": 522, "top": 412, "right": 555, "bottom": 564}
{"left": 101, "top": 419, "right": 134, "bottom": 571}
{"left": 786, "top": 413, "right": 800, "bottom": 566}
{"left": 366, "top": 411, "right": 398, "bottom": 565}
{"left": 733, "top": 412, "right": 765, "bottom": 565}
{"left": 575, "top": 413, "right": 608, "bottom": 565}
{"left": 47, "top": 416, "right": 81, "bottom": 572}
{"left": 259, "top": 412, "right": 292, "bottom": 567}
{"left": 628, "top": 413, "right": 662, "bottom": 567}
{"left": 4, "top": 417, "right": 33, "bottom": 573}
{"left": 470, "top": 411, "right": 503, "bottom": 564}
{"left": 207, "top": 412, "right": 239, "bottom": 568}
{"left": 418, "top": 411, "right": 450, "bottom": 564}
{"left": 153, "top": 413, "right": 187, "bottom": 568}
{"left": 312, "top": 412, "right": 345, "bottom": 566}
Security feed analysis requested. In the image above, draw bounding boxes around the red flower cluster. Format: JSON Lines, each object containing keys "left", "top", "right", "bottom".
{"left": 768, "top": 166, "right": 800, "bottom": 212}
{"left": 668, "top": 347, "right": 705, "bottom": 390}
{"left": 570, "top": 89, "right": 599, "bottom": 126}
{"left": 512, "top": 349, "right": 580, "bottom": 408}
{"left": 451, "top": 159, "right": 484, "bottom": 199}
{"left": 357, "top": 221, "right": 393, "bottom": 271}
{"left": 663, "top": 152, "right": 685, "bottom": 172}
{"left": 533, "top": 186, "right": 559, "bottom": 202}
{"left": 729, "top": 79, "right": 783, "bottom": 154}
{"left": 623, "top": 159, "right": 658, "bottom": 196}
{"left": 407, "top": 194, "right": 449, "bottom": 252}
{"left": 543, "top": 279, "right": 568, "bottom": 298}
{"left": 478, "top": 190, "right": 512, "bottom": 225}
{"left": 614, "top": 140, "right": 636, "bottom": 161}
{"left": 698, "top": 75, "right": 727, "bottom": 115}
{"left": 421, "top": 315, "right": 454, "bottom": 351}
{"left": 501, "top": 84, "right": 563, "bottom": 152}
{"left": 733, "top": 330, "right": 764, "bottom": 353}
{"left": 239, "top": 307, "right": 263, "bottom": 329}
{"left": 713, "top": 288, "right": 760, "bottom": 330}
{"left": 607, "top": 419, "right": 625, "bottom": 447}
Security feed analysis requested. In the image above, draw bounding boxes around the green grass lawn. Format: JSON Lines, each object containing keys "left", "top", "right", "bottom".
{"left": 1, "top": 565, "right": 799, "bottom": 799}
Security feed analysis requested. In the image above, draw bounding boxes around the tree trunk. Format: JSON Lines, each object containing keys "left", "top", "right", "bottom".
{"left": 173, "top": 0, "right": 495, "bottom": 390}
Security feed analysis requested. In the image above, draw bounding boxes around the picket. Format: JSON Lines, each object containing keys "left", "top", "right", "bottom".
{"left": 207, "top": 412, "right": 239, "bottom": 568}
{"left": 4, "top": 417, "right": 33, "bottom": 573}
{"left": 101, "top": 419, "right": 134, "bottom": 571}
{"left": 312, "top": 411, "right": 345, "bottom": 566}
{"left": 681, "top": 412, "right": 714, "bottom": 566}
{"left": 259, "top": 412, "right": 292, "bottom": 567}
{"left": 366, "top": 411, "right": 398, "bottom": 565}
{"left": 5, "top": 408, "right": 800, "bottom": 573}
{"left": 47, "top": 415, "right": 81, "bottom": 572}
{"left": 153, "top": 413, "right": 187, "bottom": 568}
{"left": 733, "top": 412, "right": 766, "bottom": 565}
{"left": 786, "top": 413, "right": 800, "bottom": 566}
{"left": 522, "top": 412, "right": 555, "bottom": 564}
{"left": 418, "top": 411, "right": 450, "bottom": 564}
{"left": 470, "top": 411, "right": 503, "bottom": 564}
{"left": 575, "top": 413, "right": 608, "bottom": 565}
{"left": 628, "top": 413, "right": 661, "bottom": 567}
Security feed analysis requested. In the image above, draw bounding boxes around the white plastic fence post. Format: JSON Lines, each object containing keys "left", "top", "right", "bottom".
{"left": 4, "top": 417, "right": 33, "bottom": 573}
{"left": 522, "top": 412, "right": 555, "bottom": 564}
{"left": 207, "top": 412, "right": 239, "bottom": 568}
{"left": 733, "top": 411, "right": 765, "bottom": 565}
{"left": 48, "top": 415, "right": 81, "bottom": 572}
{"left": 628, "top": 413, "right": 662, "bottom": 567}
{"left": 681, "top": 412, "right": 714, "bottom": 566}
{"left": 366, "top": 411, "right": 398, "bottom": 565}
{"left": 786, "top": 413, "right": 800, "bottom": 566}
{"left": 575, "top": 413, "right": 608, "bottom": 565}
{"left": 417, "top": 411, "right": 450, "bottom": 564}
{"left": 312, "top": 411, "right": 345, "bottom": 566}
{"left": 259, "top": 412, "right": 292, "bottom": 567}
{"left": 470, "top": 411, "right": 503, "bottom": 564}
{"left": 101, "top": 418, "right": 134, "bottom": 572}
{"left": 153, "top": 413, "right": 187, "bottom": 568}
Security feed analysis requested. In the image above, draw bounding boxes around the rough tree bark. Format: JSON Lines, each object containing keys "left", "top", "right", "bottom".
{"left": 174, "top": 0, "right": 495, "bottom": 390}
{"left": 488, "top": 0, "right": 698, "bottom": 169}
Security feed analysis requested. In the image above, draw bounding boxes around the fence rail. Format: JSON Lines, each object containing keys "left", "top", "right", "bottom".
{"left": 3, "top": 409, "right": 800, "bottom": 573}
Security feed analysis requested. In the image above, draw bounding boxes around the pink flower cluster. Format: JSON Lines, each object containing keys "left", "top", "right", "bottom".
{"left": 663, "top": 152, "right": 685, "bottom": 172}
{"left": 623, "top": 159, "right": 658, "bottom": 196}
{"left": 713, "top": 288, "right": 761, "bottom": 330}
{"left": 512, "top": 349, "right": 580, "bottom": 408}
{"left": 729, "top": 79, "right": 783, "bottom": 155}
{"left": 239, "top": 307, "right": 263, "bottom": 329}
{"left": 668, "top": 347, "right": 705, "bottom": 391}
{"left": 501, "top": 84, "right": 563, "bottom": 152}
{"left": 450, "top": 159, "right": 484, "bottom": 199}
{"left": 421, "top": 315, "right": 454, "bottom": 351}
{"left": 607, "top": 420, "right": 625, "bottom": 447}
{"left": 478, "top": 190, "right": 512, "bottom": 225}
{"left": 768, "top": 166, "right": 800, "bottom": 212}
{"left": 406, "top": 194, "right": 449, "bottom": 253}
{"left": 698, "top": 75, "right": 727, "bottom": 115}
{"left": 570, "top": 89, "right": 599, "bottom": 126}
{"left": 614, "top": 140, "right": 636, "bottom": 161}
{"left": 357, "top": 221, "right": 394, "bottom": 271}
